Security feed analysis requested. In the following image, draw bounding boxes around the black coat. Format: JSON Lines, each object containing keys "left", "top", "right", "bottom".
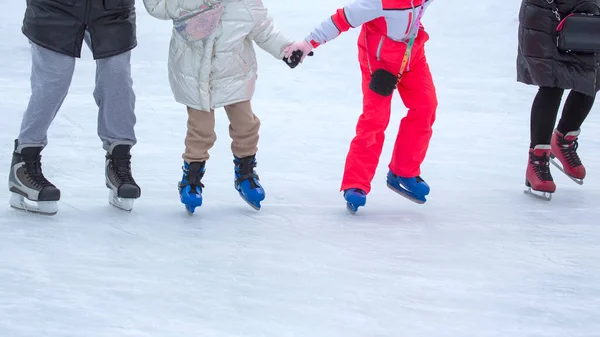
{"left": 22, "top": 0, "right": 137, "bottom": 59}
{"left": 517, "top": 0, "right": 600, "bottom": 96}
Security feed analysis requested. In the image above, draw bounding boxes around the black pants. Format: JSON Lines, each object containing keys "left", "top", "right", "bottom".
{"left": 530, "top": 87, "right": 595, "bottom": 148}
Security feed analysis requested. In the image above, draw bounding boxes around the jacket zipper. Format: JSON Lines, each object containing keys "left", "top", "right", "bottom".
{"left": 376, "top": 37, "right": 384, "bottom": 61}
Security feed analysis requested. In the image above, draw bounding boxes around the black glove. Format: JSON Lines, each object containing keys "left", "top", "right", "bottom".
{"left": 283, "top": 50, "right": 314, "bottom": 69}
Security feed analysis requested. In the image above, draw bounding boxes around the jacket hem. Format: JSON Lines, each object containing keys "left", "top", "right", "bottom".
{"left": 92, "top": 42, "right": 138, "bottom": 60}
{"left": 22, "top": 27, "right": 80, "bottom": 58}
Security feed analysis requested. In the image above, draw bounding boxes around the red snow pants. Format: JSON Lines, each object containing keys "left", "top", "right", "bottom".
{"left": 341, "top": 26, "right": 437, "bottom": 194}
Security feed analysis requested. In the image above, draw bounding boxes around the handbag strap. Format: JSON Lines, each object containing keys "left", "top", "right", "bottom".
{"left": 545, "top": 0, "right": 562, "bottom": 21}
{"left": 398, "top": 2, "right": 427, "bottom": 79}
{"left": 546, "top": 0, "right": 600, "bottom": 21}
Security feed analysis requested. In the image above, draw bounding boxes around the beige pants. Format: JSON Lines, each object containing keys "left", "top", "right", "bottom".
{"left": 183, "top": 100, "right": 260, "bottom": 163}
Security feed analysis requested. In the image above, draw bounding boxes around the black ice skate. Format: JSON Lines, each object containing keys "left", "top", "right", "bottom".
{"left": 8, "top": 140, "right": 60, "bottom": 215}
{"left": 105, "top": 144, "right": 140, "bottom": 211}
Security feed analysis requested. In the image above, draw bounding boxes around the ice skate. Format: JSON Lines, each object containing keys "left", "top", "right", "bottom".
{"left": 234, "top": 155, "right": 265, "bottom": 210}
{"left": 178, "top": 161, "right": 205, "bottom": 215}
{"left": 8, "top": 140, "right": 60, "bottom": 216}
{"left": 524, "top": 145, "right": 555, "bottom": 201}
{"left": 386, "top": 171, "right": 429, "bottom": 204}
{"left": 343, "top": 188, "right": 366, "bottom": 214}
{"left": 105, "top": 144, "right": 140, "bottom": 211}
{"left": 550, "top": 129, "right": 585, "bottom": 185}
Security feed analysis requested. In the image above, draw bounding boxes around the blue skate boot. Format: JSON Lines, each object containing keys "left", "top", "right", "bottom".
{"left": 386, "top": 171, "right": 430, "bottom": 204}
{"left": 343, "top": 188, "right": 366, "bottom": 214}
{"left": 178, "top": 161, "right": 205, "bottom": 215}
{"left": 234, "top": 155, "right": 265, "bottom": 210}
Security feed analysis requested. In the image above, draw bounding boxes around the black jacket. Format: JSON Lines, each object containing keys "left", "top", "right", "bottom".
{"left": 517, "top": 0, "right": 600, "bottom": 96}
{"left": 22, "top": 0, "right": 137, "bottom": 59}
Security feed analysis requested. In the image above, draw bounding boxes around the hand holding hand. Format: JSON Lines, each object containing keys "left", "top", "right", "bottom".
{"left": 282, "top": 40, "right": 314, "bottom": 69}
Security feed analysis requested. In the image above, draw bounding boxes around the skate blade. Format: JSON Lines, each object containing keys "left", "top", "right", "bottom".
{"left": 236, "top": 188, "right": 262, "bottom": 211}
{"left": 387, "top": 183, "right": 426, "bottom": 204}
{"left": 109, "top": 190, "right": 135, "bottom": 212}
{"left": 241, "top": 196, "right": 261, "bottom": 211}
{"left": 9, "top": 193, "right": 58, "bottom": 216}
{"left": 346, "top": 202, "right": 358, "bottom": 215}
{"left": 185, "top": 204, "right": 199, "bottom": 216}
{"left": 523, "top": 187, "right": 553, "bottom": 201}
{"left": 549, "top": 157, "right": 584, "bottom": 185}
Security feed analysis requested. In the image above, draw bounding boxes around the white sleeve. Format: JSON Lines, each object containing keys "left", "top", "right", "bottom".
{"left": 305, "top": 0, "right": 382, "bottom": 47}
{"left": 247, "top": 0, "right": 293, "bottom": 58}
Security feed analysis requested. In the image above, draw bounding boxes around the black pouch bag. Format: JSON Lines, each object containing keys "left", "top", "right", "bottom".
{"left": 547, "top": 0, "right": 600, "bottom": 53}
{"left": 369, "top": 69, "right": 398, "bottom": 96}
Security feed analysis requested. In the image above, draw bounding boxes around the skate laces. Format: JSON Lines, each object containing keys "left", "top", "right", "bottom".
{"left": 529, "top": 152, "right": 552, "bottom": 181}
{"left": 24, "top": 155, "right": 53, "bottom": 188}
{"left": 558, "top": 136, "right": 582, "bottom": 167}
{"left": 181, "top": 165, "right": 205, "bottom": 191}
{"left": 111, "top": 155, "right": 136, "bottom": 185}
{"left": 235, "top": 157, "right": 259, "bottom": 188}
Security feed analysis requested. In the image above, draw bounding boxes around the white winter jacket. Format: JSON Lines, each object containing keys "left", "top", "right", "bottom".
{"left": 143, "top": 0, "right": 292, "bottom": 111}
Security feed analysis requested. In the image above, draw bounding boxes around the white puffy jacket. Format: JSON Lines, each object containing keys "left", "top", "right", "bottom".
{"left": 143, "top": 0, "right": 292, "bottom": 111}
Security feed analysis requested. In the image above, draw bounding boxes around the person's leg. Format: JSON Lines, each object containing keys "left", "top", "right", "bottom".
{"left": 224, "top": 101, "right": 264, "bottom": 209}
{"left": 94, "top": 50, "right": 136, "bottom": 150}
{"left": 556, "top": 90, "right": 595, "bottom": 134}
{"left": 340, "top": 63, "right": 393, "bottom": 195}
{"left": 9, "top": 42, "right": 75, "bottom": 213}
{"left": 550, "top": 90, "right": 595, "bottom": 180}
{"left": 95, "top": 51, "right": 140, "bottom": 207}
{"left": 17, "top": 43, "right": 76, "bottom": 148}
{"left": 525, "top": 87, "right": 564, "bottom": 195}
{"left": 179, "top": 106, "right": 216, "bottom": 213}
{"left": 183, "top": 107, "right": 217, "bottom": 163}
{"left": 223, "top": 100, "right": 260, "bottom": 159}
{"left": 391, "top": 49, "right": 437, "bottom": 179}
{"left": 530, "top": 87, "right": 564, "bottom": 148}
{"left": 384, "top": 48, "right": 437, "bottom": 203}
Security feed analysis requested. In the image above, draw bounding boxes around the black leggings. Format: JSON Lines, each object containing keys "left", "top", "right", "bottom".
{"left": 530, "top": 87, "right": 595, "bottom": 148}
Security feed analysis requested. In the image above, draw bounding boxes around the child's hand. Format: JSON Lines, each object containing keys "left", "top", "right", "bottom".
{"left": 283, "top": 40, "right": 314, "bottom": 68}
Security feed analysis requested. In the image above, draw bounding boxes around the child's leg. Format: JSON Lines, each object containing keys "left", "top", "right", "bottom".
{"left": 183, "top": 107, "right": 216, "bottom": 163}
{"left": 18, "top": 43, "right": 76, "bottom": 148}
{"left": 341, "top": 63, "right": 393, "bottom": 194}
{"left": 223, "top": 101, "right": 260, "bottom": 158}
{"left": 391, "top": 49, "right": 437, "bottom": 177}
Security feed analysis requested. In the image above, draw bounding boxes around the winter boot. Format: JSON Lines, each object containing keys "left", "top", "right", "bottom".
{"left": 234, "top": 155, "right": 265, "bottom": 210}
{"left": 8, "top": 140, "right": 60, "bottom": 215}
{"left": 525, "top": 145, "right": 555, "bottom": 200}
{"left": 550, "top": 129, "right": 585, "bottom": 184}
{"left": 178, "top": 161, "right": 205, "bottom": 215}
{"left": 344, "top": 188, "right": 366, "bottom": 214}
{"left": 105, "top": 144, "right": 140, "bottom": 211}
{"left": 386, "top": 171, "right": 430, "bottom": 204}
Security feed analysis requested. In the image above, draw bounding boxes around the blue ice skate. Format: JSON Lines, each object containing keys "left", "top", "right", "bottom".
{"left": 344, "top": 188, "right": 366, "bottom": 214}
{"left": 178, "top": 162, "right": 205, "bottom": 215}
{"left": 386, "top": 171, "right": 430, "bottom": 204}
{"left": 234, "top": 155, "right": 265, "bottom": 210}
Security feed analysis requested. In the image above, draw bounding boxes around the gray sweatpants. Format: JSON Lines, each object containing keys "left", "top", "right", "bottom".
{"left": 18, "top": 40, "right": 136, "bottom": 151}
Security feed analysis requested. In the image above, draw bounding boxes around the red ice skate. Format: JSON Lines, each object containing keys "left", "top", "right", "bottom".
{"left": 524, "top": 145, "right": 555, "bottom": 200}
{"left": 550, "top": 129, "right": 585, "bottom": 185}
